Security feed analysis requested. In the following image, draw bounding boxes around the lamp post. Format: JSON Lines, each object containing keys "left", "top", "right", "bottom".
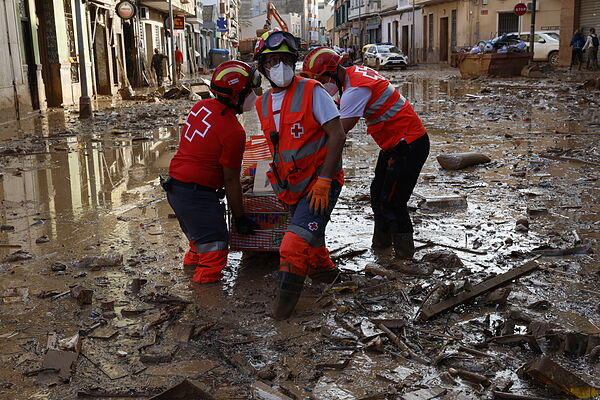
{"left": 74, "top": 0, "right": 92, "bottom": 118}
{"left": 169, "top": 0, "right": 177, "bottom": 85}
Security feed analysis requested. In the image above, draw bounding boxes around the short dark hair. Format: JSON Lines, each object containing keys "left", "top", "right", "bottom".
{"left": 591, "top": 28, "right": 596, "bottom": 34}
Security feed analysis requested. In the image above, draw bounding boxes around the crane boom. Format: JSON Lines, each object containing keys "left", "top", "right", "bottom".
{"left": 256, "top": 2, "right": 288, "bottom": 36}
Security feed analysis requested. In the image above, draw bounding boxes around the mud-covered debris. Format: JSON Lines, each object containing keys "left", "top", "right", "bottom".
{"left": 149, "top": 379, "right": 215, "bottom": 400}
{"left": 530, "top": 244, "right": 593, "bottom": 257}
{"left": 50, "top": 262, "right": 67, "bottom": 272}
{"left": 312, "top": 377, "right": 356, "bottom": 400}
{"left": 0, "top": 225, "right": 14, "bottom": 231}
{"left": 401, "top": 388, "right": 446, "bottom": 400}
{"left": 448, "top": 368, "right": 491, "bottom": 387}
{"left": 2, "top": 287, "right": 29, "bottom": 303}
{"left": 365, "top": 263, "right": 398, "bottom": 280}
{"left": 377, "top": 365, "right": 415, "bottom": 384}
{"left": 58, "top": 333, "right": 81, "bottom": 352}
{"left": 589, "top": 345, "right": 600, "bottom": 362}
{"left": 516, "top": 224, "right": 529, "bottom": 232}
{"left": 171, "top": 322, "right": 195, "bottom": 342}
{"left": 37, "top": 349, "right": 78, "bottom": 385}
{"left": 130, "top": 278, "right": 148, "bottom": 294}
{"left": 515, "top": 217, "right": 529, "bottom": 228}
{"left": 3, "top": 250, "right": 33, "bottom": 263}
{"left": 364, "top": 335, "right": 385, "bottom": 353}
{"left": 70, "top": 286, "right": 93, "bottom": 305}
{"left": 389, "top": 260, "right": 434, "bottom": 276}
{"left": 35, "top": 235, "right": 50, "bottom": 244}
{"left": 420, "top": 250, "right": 464, "bottom": 270}
{"left": 485, "top": 286, "right": 512, "bottom": 305}
{"left": 526, "top": 207, "right": 548, "bottom": 217}
{"left": 419, "top": 195, "right": 468, "bottom": 210}
{"left": 89, "top": 326, "right": 118, "bottom": 340}
{"left": 436, "top": 152, "right": 491, "bottom": 170}
{"left": 419, "top": 259, "right": 540, "bottom": 320}
{"left": 487, "top": 334, "right": 542, "bottom": 353}
{"left": 100, "top": 300, "right": 114, "bottom": 310}
{"left": 252, "top": 381, "right": 294, "bottom": 400}
{"left": 140, "top": 344, "right": 178, "bottom": 364}
{"left": 76, "top": 252, "right": 123, "bottom": 269}
{"left": 81, "top": 350, "right": 128, "bottom": 380}
{"left": 522, "top": 356, "right": 600, "bottom": 398}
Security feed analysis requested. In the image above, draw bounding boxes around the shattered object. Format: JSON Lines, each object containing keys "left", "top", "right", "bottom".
{"left": 3, "top": 250, "right": 33, "bottom": 263}
{"left": 2, "top": 287, "right": 29, "bottom": 303}
{"left": 419, "top": 259, "right": 540, "bottom": 320}
{"left": 364, "top": 335, "right": 385, "bottom": 353}
{"left": 58, "top": 333, "right": 81, "bottom": 352}
{"left": 420, "top": 250, "right": 464, "bottom": 270}
{"left": 485, "top": 286, "right": 512, "bottom": 305}
{"left": 436, "top": 152, "right": 491, "bottom": 170}
{"left": 70, "top": 286, "right": 93, "bottom": 305}
{"left": 76, "top": 252, "right": 123, "bottom": 269}
{"left": 523, "top": 356, "right": 599, "bottom": 398}
{"left": 419, "top": 195, "right": 468, "bottom": 210}
{"left": 149, "top": 379, "right": 215, "bottom": 400}
{"left": 252, "top": 381, "right": 294, "bottom": 400}
{"left": 401, "top": 388, "right": 446, "bottom": 400}
{"left": 365, "top": 263, "right": 398, "bottom": 280}
{"left": 37, "top": 349, "right": 78, "bottom": 385}
{"left": 51, "top": 262, "right": 67, "bottom": 272}
{"left": 140, "top": 344, "right": 178, "bottom": 364}
{"left": 35, "top": 235, "right": 50, "bottom": 243}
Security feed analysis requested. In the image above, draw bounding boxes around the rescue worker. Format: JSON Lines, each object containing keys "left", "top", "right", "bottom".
{"left": 301, "top": 47, "right": 429, "bottom": 259}
{"left": 253, "top": 31, "right": 346, "bottom": 320}
{"left": 164, "top": 60, "right": 261, "bottom": 284}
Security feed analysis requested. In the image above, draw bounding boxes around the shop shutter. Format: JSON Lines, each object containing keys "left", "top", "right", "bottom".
{"left": 579, "top": 0, "right": 600, "bottom": 33}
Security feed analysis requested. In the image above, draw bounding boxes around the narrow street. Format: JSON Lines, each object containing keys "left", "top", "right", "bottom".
{"left": 0, "top": 66, "right": 599, "bottom": 399}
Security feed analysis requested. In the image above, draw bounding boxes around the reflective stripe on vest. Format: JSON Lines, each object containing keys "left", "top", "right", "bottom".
{"left": 364, "top": 83, "right": 396, "bottom": 118}
{"left": 274, "top": 135, "right": 329, "bottom": 164}
{"left": 289, "top": 79, "right": 307, "bottom": 112}
{"left": 261, "top": 89, "right": 272, "bottom": 120}
{"left": 195, "top": 240, "right": 228, "bottom": 253}
{"left": 366, "top": 95, "right": 406, "bottom": 126}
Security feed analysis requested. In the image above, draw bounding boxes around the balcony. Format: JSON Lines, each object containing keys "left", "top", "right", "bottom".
{"left": 140, "top": 0, "right": 196, "bottom": 16}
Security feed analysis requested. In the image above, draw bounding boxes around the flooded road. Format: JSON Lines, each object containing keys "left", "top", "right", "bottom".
{"left": 0, "top": 66, "right": 599, "bottom": 399}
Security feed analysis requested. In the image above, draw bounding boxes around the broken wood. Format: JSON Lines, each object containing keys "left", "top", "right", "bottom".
{"left": 437, "top": 152, "right": 491, "bottom": 170}
{"left": 457, "top": 345, "right": 490, "bottom": 358}
{"left": 448, "top": 367, "right": 491, "bottom": 387}
{"left": 331, "top": 248, "right": 368, "bottom": 263}
{"left": 376, "top": 323, "right": 430, "bottom": 365}
{"left": 493, "top": 392, "right": 553, "bottom": 400}
{"left": 149, "top": 379, "right": 215, "bottom": 400}
{"left": 524, "top": 357, "right": 599, "bottom": 399}
{"left": 419, "top": 258, "right": 540, "bottom": 321}
{"left": 252, "top": 381, "right": 294, "bottom": 400}
{"left": 530, "top": 244, "right": 593, "bottom": 257}
{"left": 414, "top": 239, "right": 487, "bottom": 255}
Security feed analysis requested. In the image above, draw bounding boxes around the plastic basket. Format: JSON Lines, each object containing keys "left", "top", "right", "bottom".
{"left": 229, "top": 193, "right": 290, "bottom": 251}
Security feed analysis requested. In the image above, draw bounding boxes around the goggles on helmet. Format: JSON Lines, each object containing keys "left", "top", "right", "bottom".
{"left": 260, "top": 31, "right": 299, "bottom": 54}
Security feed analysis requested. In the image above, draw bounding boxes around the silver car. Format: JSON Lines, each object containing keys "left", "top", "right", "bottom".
{"left": 363, "top": 44, "right": 408, "bottom": 70}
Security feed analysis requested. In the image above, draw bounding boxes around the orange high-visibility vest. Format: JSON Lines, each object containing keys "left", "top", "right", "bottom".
{"left": 256, "top": 76, "right": 343, "bottom": 204}
{"left": 345, "top": 66, "right": 426, "bottom": 151}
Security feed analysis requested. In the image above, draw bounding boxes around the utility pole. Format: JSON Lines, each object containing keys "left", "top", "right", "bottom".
{"left": 169, "top": 0, "right": 177, "bottom": 85}
{"left": 411, "top": 0, "right": 415, "bottom": 64}
{"left": 529, "top": 0, "right": 537, "bottom": 62}
{"left": 358, "top": 0, "right": 362, "bottom": 51}
{"left": 74, "top": 0, "right": 92, "bottom": 118}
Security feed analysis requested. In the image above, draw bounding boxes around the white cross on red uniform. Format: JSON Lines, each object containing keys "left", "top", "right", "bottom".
{"left": 183, "top": 106, "right": 212, "bottom": 142}
{"left": 291, "top": 123, "right": 304, "bottom": 139}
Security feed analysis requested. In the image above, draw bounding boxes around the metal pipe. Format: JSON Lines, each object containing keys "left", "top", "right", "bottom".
{"left": 74, "top": 0, "right": 92, "bottom": 118}
{"left": 169, "top": 0, "right": 177, "bottom": 85}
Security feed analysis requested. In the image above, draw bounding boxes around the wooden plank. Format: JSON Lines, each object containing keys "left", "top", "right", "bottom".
{"left": 419, "top": 259, "right": 540, "bottom": 321}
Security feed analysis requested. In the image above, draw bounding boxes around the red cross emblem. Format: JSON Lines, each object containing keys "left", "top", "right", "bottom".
{"left": 183, "top": 106, "right": 212, "bottom": 142}
{"left": 291, "top": 123, "right": 304, "bottom": 139}
{"left": 355, "top": 66, "right": 383, "bottom": 80}
{"left": 308, "top": 222, "right": 318, "bottom": 231}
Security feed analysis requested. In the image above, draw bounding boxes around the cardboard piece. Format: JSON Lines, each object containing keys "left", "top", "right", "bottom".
{"left": 253, "top": 160, "right": 274, "bottom": 194}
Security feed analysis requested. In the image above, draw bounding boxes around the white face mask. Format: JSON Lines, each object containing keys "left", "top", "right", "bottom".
{"left": 268, "top": 62, "right": 295, "bottom": 88}
{"left": 323, "top": 82, "right": 339, "bottom": 96}
{"left": 242, "top": 91, "right": 257, "bottom": 112}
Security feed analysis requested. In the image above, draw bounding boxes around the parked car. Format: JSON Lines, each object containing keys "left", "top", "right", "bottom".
{"left": 494, "top": 31, "right": 560, "bottom": 65}
{"left": 363, "top": 44, "right": 408, "bottom": 70}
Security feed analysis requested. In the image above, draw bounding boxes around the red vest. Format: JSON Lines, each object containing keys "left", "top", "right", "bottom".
{"left": 345, "top": 66, "right": 426, "bottom": 151}
{"left": 256, "top": 77, "right": 344, "bottom": 204}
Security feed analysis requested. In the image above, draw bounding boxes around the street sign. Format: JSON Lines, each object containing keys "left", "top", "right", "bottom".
{"left": 514, "top": 3, "right": 527, "bottom": 16}
{"left": 173, "top": 16, "right": 185, "bottom": 30}
{"left": 216, "top": 17, "right": 228, "bottom": 33}
{"left": 115, "top": 0, "right": 136, "bottom": 20}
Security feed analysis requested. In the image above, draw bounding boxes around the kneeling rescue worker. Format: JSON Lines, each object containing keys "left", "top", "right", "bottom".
{"left": 164, "top": 60, "right": 260, "bottom": 283}
{"left": 301, "top": 47, "right": 429, "bottom": 259}
{"left": 254, "top": 30, "right": 347, "bottom": 320}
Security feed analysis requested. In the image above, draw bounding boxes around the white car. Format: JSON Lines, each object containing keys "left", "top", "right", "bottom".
{"left": 363, "top": 44, "right": 408, "bottom": 70}
{"left": 504, "top": 31, "right": 560, "bottom": 65}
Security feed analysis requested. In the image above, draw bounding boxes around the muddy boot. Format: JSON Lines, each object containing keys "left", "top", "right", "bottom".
{"left": 273, "top": 271, "right": 305, "bottom": 320}
{"left": 393, "top": 232, "right": 415, "bottom": 260}
{"left": 309, "top": 267, "right": 342, "bottom": 284}
{"left": 372, "top": 218, "right": 392, "bottom": 248}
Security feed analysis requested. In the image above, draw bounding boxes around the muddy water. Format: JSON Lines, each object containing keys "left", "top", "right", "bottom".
{"left": 0, "top": 68, "right": 598, "bottom": 399}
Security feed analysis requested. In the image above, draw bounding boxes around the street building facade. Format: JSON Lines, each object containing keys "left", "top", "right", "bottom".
{"left": 559, "top": 0, "right": 600, "bottom": 66}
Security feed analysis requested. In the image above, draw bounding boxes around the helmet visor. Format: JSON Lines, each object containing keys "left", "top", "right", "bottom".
{"left": 265, "top": 31, "right": 299, "bottom": 53}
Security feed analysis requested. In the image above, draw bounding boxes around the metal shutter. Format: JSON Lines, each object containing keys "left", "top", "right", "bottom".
{"left": 579, "top": 0, "right": 600, "bottom": 33}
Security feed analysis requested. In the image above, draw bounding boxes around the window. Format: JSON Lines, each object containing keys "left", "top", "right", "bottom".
{"left": 498, "top": 12, "right": 519, "bottom": 35}
{"left": 451, "top": 9, "right": 457, "bottom": 51}
{"left": 63, "top": 0, "right": 79, "bottom": 83}
{"left": 428, "top": 13, "right": 433, "bottom": 50}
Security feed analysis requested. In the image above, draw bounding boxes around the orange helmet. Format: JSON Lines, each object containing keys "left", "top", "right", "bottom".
{"left": 210, "top": 60, "right": 261, "bottom": 100}
{"left": 301, "top": 47, "right": 342, "bottom": 80}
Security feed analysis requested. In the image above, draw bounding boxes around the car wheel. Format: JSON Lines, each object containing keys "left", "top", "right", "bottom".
{"left": 548, "top": 51, "right": 559, "bottom": 66}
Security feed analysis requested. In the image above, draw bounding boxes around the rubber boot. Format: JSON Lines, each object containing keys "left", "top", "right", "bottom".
{"left": 273, "top": 271, "right": 305, "bottom": 320}
{"left": 309, "top": 267, "right": 341, "bottom": 284}
{"left": 393, "top": 232, "right": 415, "bottom": 260}
{"left": 372, "top": 218, "right": 392, "bottom": 248}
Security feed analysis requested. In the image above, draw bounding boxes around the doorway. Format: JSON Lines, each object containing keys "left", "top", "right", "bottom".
{"left": 402, "top": 25, "right": 409, "bottom": 55}
{"left": 20, "top": 0, "right": 39, "bottom": 110}
{"left": 393, "top": 21, "right": 399, "bottom": 47}
{"left": 35, "top": 0, "right": 62, "bottom": 107}
{"left": 440, "top": 17, "right": 449, "bottom": 62}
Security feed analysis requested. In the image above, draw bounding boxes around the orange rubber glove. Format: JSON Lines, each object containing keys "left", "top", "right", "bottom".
{"left": 308, "top": 176, "right": 332, "bottom": 217}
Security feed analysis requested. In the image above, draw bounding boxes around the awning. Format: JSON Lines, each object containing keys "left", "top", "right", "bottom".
{"left": 88, "top": 0, "right": 113, "bottom": 11}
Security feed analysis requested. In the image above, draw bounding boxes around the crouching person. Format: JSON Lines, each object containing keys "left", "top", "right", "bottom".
{"left": 165, "top": 61, "right": 261, "bottom": 283}
{"left": 253, "top": 30, "right": 346, "bottom": 319}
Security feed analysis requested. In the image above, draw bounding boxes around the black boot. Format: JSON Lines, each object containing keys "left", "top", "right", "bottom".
{"left": 273, "top": 271, "right": 305, "bottom": 320}
{"left": 393, "top": 232, "right": 415, "bottom": 260}
{"left": 372, "top": 218, "right": 393, "bottom": 248}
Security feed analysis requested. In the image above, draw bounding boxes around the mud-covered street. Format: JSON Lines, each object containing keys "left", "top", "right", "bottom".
{"left": 0, "top": 66, "right": 599, "bottom": 400}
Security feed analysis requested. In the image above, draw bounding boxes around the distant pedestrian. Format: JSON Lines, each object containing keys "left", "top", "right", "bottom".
{"left": 570, "top": 29, "right": 585, "bottom": 71}
{"left": 151, "top": 48, "right": 167, "bottom": 85}
{"left": 583, "top": 27, "right": 599, "bottom": 71}
{"left": 175, "top": 46, "right": 184, "bottom": 78}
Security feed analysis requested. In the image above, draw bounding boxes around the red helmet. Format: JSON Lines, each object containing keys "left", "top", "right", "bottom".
{"left": 210, "top": 60, "right": 261, "bottom": 99}
{"left": 253, "top": 29, "right": 299, "bottom": 61}
{"left": 301, "top": 47, "right": 342, "bottom": 80}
